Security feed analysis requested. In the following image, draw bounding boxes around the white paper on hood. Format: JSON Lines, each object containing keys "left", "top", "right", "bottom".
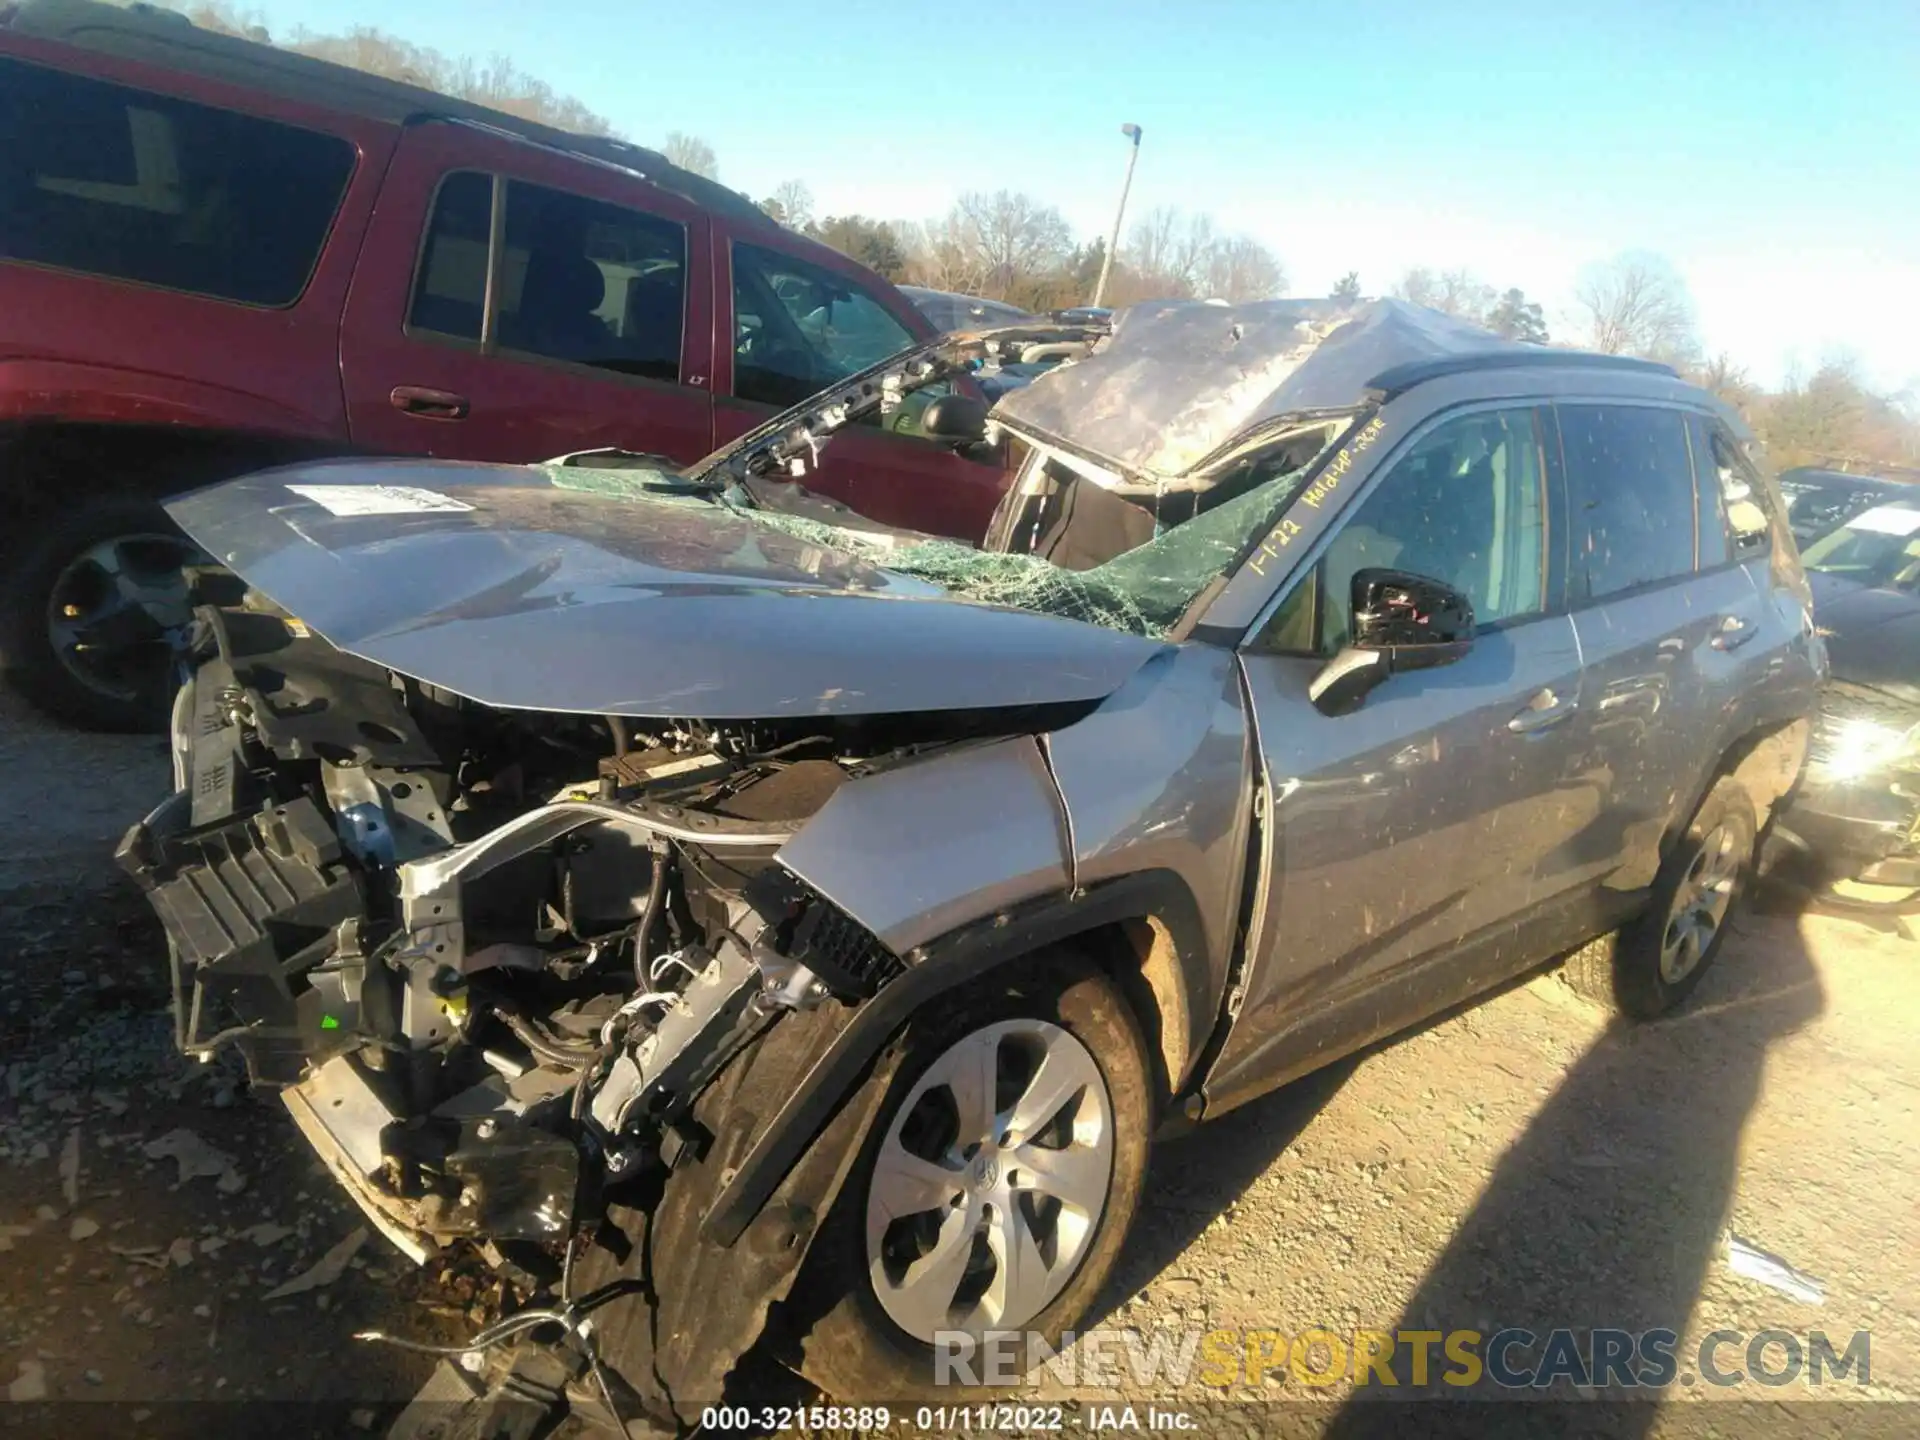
{"left": 1846, "top": 505, "right": 1920, "bottom": 536}
{"left": 285, "top": 484, "right": 474, "bottom": 516}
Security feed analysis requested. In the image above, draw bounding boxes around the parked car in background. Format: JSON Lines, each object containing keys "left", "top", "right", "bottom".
{"left": 1770, "top": 492, "right": 1920, "bottom": 910}
{"left": 1051, "top": 305, "right": 1114, "bottom": 326}
{"left": 119, "top": 299, "right": 1818, "bottom": 1425}
{"left": 1777, "top": 466, "right": 1907, "bottom": 546}
{"left": 900, "top": 287, "right": 1108, "bottom": 399}
{"left": 898, "top": 285, "right": 1037, "bottom": 334}
{"left": 899, "top": 286, "right": 1052, "bottom": 399}
{"left": 0, "top": 0, "right": 998, "bottom": 730}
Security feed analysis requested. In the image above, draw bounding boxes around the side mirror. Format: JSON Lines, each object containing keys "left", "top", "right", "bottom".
{"left": 1309, "top": 568, "right": 1474, "bottom": 715}
{"left": 921, "top": 393, "right": 990, "bottom": 443}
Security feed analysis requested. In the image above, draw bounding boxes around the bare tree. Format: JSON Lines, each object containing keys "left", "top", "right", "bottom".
{"left": 1392, "top": 266, "right": 1439, "bottom": 309}
{"left": 1169, "top": 212, "right": 1218, "bottom": 292}
{"left": 661, "top": 132, "right": 719, "bottom": 180}
{"left": 1573, "top": 252, "right": 1699, "bottom": 363}
{"left": 953, "top": 191, "right": 1073, "bottom": 302}
{"left": 903, "top": 212, "right": 990, "bottom": 295}
{"left": 1201, "top": 236, "right": 1287, "bottom": 303}
{"left": 1332, "top": 272, "right": 1362, "bottom": 305}
{"left": 1121, "top": 208, "right": 1283, "bottom": 303}
{"left": 1393, "top": 266, "right": 1493, "bottom": 323}
{"left": 1694, "top": 352, "right": 1755, "bottom": 411}
{"left": 1123, "top": 206, "right": 1187, "bottom": 297}
{"left": 769, "top": 180, "right": 814, "bottom": 230}
{"left": 274, "top": 22, "right": 617, "bottom": 134}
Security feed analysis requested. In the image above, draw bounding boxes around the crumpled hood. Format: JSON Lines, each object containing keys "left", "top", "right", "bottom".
{"left": 166, "top": 459, "right": 1167, "bottom": 718}
{"left": 1809, "top": 569, "right": 1920, "bottom": 708}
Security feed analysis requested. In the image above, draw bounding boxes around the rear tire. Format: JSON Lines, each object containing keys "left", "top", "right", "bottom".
{"left": 0, "top": 494, "right": 200, "bottom": 732}
{"left": 786, "top": 953, "right": 1152, "bottom": 1400}
{"left": 1563, "top": 776, "right": 1757, "bottom": 1018}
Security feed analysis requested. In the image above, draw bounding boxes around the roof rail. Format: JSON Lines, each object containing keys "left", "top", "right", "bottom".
{"left": 1365, "top": 349, "right": 1677, "bottom": 402}
{"left": 4, "top": 0, "right": 773, "bottom": 226}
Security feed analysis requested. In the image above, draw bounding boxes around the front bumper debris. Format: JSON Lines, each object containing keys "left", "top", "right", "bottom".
{"left": 1773, "top": 769, "right": 1920, "bottom": 887}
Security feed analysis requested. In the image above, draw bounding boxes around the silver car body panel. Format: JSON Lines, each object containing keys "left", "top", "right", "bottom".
{"left": 164, "top": 460, "right": 1166, "bottom": 719}
{"left": 1040, "top": 645, "right": 1254, "bottom": 1005}
{"left": 776, "top": 736, "right": 1073, "bottom": 956}
{"left": 1199, "top": 369, "right": 1819, "bottom": 1112}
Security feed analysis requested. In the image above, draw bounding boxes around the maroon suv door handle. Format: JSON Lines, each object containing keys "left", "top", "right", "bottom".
{"left": 1711, "top": 616, "right": 1758, "bottom": 652}
{"left": 389, "top": 385, "right": 470, "bottom": 420}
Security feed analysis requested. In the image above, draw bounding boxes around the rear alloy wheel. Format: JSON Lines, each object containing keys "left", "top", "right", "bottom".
{"left": 1564, "top": 775, "right": 1757, "bottom": 1018}
{"left": 790, "top": 955, "right": 1151, "bottom": 1400}
{"left": 1658, "top": 819, "right": 1743, "bottom": 985}
{"left": 1, "top": 497, "right": 203, "bottom": 732}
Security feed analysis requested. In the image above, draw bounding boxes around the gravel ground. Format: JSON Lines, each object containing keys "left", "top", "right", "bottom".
{"left": 1, "top": 692, "right": 1914, "bottom": 1438}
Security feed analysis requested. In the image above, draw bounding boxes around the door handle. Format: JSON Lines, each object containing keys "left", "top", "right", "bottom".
{"left": 389, "top": 385, "right": 470, "bottom": 420}
{"left": 1711, "top": 615, "right": 1758, "bottom": 652}
{"left": 1509, "top": 688, "right": 1578, "bottom": 734}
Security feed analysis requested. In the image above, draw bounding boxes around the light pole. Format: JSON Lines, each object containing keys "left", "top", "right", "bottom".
{"left": 1091, "top": 122, "right": 1142, "bottom": 308}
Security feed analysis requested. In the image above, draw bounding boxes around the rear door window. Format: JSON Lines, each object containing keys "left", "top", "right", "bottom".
{"left": 408, "top": 173, "right": 688, "bottom": 382}
{"left": 1557, "top": 405, "right": 1700, "bottom": 601}
{"left": 731, "top": 242, "right": 915, "bottom": 406}
{"left": 0, "top": 57, "right": 354, "bottom": 306}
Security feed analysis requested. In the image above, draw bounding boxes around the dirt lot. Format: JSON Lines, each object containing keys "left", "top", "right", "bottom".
{"left": 2, "top": 691, "right": 1915, "bottom": 1438}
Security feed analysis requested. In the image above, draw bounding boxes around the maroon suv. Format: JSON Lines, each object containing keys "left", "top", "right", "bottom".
{"left": 0, "top": 0, "right": 1004, "bottom": 729}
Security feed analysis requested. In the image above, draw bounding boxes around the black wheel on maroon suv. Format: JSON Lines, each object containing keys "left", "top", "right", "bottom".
{"left": 0, "top": 494, "right": 204, "bottom": 732}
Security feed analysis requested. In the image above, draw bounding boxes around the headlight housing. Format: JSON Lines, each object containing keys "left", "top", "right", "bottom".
{"left": 1810, "top": 686, "right": 1920, "bottom": 782}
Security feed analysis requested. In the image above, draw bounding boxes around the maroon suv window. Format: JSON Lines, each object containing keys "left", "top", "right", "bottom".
{"left": 0, "top": 57, "right": 355, "bottom": 307}
{"left": 409, "top": 171, "right": 688, "bottom": 383}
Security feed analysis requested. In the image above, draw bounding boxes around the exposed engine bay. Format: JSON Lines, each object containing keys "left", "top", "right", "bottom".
{"left": 113, "top": 586, "right": 1086, "bottom": 1397}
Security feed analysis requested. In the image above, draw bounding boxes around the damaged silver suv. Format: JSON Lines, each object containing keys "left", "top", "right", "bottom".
{"left": 119, "top": 300, "right": 1821, "bottom": 1424}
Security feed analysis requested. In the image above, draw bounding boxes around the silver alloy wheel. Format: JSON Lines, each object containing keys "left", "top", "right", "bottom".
{"left": 865, "top": 1018, "right": 1114, "bottom": 1341}
{"left": 1660, "top": 821, "right": 1741, "bottom": 984}
{"left": 46, "top": 533, "right": 201, "bottom": 701}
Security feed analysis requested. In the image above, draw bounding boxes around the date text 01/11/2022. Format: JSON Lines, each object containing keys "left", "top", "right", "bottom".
{"left": 698, "top": 1405, "right": 1200, "bottom": 1432}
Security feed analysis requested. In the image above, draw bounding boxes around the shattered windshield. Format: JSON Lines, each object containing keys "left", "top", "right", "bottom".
{"left": 679, "top": 417, "right": 1347, "bottom": 638}
{"left": 1801, "top": 503, "right": 1920, "bottom": 590}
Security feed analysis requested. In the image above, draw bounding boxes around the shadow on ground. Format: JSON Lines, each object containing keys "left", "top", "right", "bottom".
{"left": 1310, "top": 916, "right": 1826, "bottom": 1437}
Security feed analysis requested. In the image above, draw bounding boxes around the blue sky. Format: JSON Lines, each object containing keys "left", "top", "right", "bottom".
{"left": 246, "top": 0, "right": 1917, "bottom": 391}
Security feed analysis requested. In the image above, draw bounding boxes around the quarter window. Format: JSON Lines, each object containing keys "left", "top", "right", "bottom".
{"left": 1692, "top": 417, "right": 1774, "bottom": 560}
{"left": 1260, "top": 407, "right": 1550, "bottom": 654}
{"left": 408, "top": 172, "right": 492, "bottom": 340}
{"left": 732, "top": 242, "right": 915, "bottom": 407}
{"left": 0, "top": 58, "right": 354, "bottom": 306}
{"left": 1558, "top": 405, "right": 1699, "bottom": 600}
{"left": 408, "top": 173, "right": 687, "bottom": 381}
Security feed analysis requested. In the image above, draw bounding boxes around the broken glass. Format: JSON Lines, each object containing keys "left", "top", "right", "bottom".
{"left": 537, "top": 418, "right": 1343, "bottom": 640}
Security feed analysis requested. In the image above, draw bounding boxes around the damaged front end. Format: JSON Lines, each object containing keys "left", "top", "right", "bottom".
{"left": 113, "top": 591, "right": 1005, "bottom": 1421}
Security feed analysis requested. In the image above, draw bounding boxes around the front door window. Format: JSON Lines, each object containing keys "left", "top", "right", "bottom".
{"left": 730, "top": 241, "right": 914, "bottom": 407}
{"left": 1258, "top": 407, "right": 1551, "bottom": 654}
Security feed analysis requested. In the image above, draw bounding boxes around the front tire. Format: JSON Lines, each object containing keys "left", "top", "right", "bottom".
{"left": 0, "top": 494, "right": 202, "bottom": 732}
{"left": 1564, "top": 776, "right": 1757, "bottom": 1018}
{"left": 788, "top": 953, "right": 1152, "bottom": 1400}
